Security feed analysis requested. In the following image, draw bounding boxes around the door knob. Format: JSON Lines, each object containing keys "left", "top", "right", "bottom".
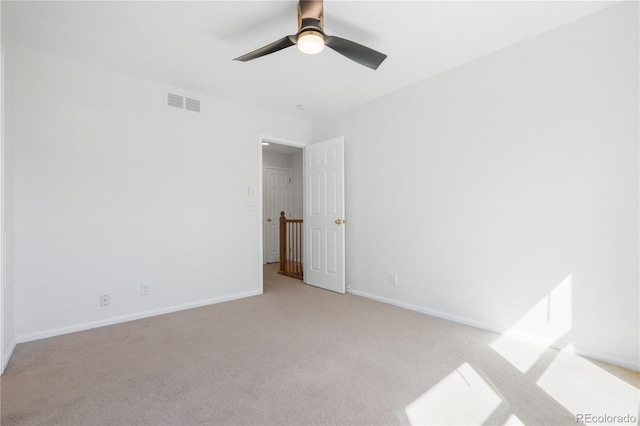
{"left": 335, "top": 219, "right": 343, "bottom": 225}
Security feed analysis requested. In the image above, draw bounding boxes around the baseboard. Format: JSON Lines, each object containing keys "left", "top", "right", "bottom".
{"left": 16, "top": 290, "right": 262, "bottom": 344}
{"left": 347, "top": 288, "right": 640, "bottom": 372}
{"left": 1, "top": 338, "right": 16, "bottom": 375}
{"left": 346, "top": 288, "right": 505, "bottom": 334}
{"left": 570, "top": 346, "right": 640, "bottom": 372}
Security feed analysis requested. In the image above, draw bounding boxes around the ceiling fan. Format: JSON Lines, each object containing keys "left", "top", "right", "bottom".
{"left": 233, "top": 0, "right": 387, "bottom": 70}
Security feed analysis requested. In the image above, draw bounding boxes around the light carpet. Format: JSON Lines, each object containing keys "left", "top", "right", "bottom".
{"left": 1, "top": 264, "right": 638, "bottom": 425}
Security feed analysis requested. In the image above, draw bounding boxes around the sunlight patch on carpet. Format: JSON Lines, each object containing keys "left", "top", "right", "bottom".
{"left": 503, "top": 413, "right": 525, "bottom": 425}
{"left": 536, "top": 345, "right": 639, "bottom": 421}
{"left": 405, "top": 363, "right": 502, "bottom": 425}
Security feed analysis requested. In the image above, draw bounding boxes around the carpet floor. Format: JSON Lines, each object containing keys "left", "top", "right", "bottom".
{"left": 1, "top": 264, "right": 638, "bottom": 425}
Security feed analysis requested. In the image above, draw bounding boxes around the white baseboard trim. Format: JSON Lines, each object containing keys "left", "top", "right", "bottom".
{"left": 347, "top": 288, "right": 640, "bottom": 372}
{"left": 16, "top": 290, "right": 262, "bottom": 344}
{"left": 2, "top": 338, "right": 16, "bottom": 374}
{"left": 346, "top": 288, "right": 504, "bottom": 333}
{"left": 567, "top": 347, "right": 640, "bottom": 372}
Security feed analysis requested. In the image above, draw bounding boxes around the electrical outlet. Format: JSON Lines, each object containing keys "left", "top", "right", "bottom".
{"left": 141, "top": 284, "right": 151, "bottom": 296}
{"left": 100, "top": 294, "right": 110, "bottom": 307}
{"left": 390, "top": 274, "right": 398, "bottom": 286}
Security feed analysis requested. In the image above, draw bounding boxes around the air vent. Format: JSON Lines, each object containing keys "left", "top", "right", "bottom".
{"left": 185, "top": 97, "right": 201, "bottom": 113}
{"left": 166, "top": 91, "right": 200, "bottom": 113}
{"left": 167, "top": 92, "right": 184, "bottom": 109}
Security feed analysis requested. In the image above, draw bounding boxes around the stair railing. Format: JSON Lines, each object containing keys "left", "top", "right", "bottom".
{"left": 279, "top": 211, "right": 303, "bottom": 280}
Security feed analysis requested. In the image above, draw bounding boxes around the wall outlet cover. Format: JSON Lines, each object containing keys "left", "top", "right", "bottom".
{"left": 100, "top": 294, "right": 110, "bottom": 307}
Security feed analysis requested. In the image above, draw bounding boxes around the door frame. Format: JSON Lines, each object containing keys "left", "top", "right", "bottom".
{"left": 257, "top": 134, "right": 307, "bottom": 294}
{"left": 0, "top": 50, "right": 4, "bottom": 373}
{"left": 263, "top": 166, "right": 292, "bottom": 264}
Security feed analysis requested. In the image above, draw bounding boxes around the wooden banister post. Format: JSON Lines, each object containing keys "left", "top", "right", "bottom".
{"left": 279, "top": 211, "right": 286, "bottom": 275}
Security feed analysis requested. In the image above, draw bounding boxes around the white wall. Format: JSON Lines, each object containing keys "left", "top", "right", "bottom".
{"left": 0, "top": 2, "right": 16, "bottom": 373}
{"left": 290, "top": 150, "right": 303, "bottom": 220}
{"left": 262, "top": 150, "right": 292, "bottom": 170}
{"left": 4, "top": 44, "right": 311, "bottom": 341}
{"left": 314, "top": 3, "right": 639, "bottom": 369}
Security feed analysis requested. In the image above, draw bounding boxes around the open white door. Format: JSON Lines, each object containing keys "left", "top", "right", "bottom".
{"left": 304, "top": 137, "right": 345, "bottom": 294}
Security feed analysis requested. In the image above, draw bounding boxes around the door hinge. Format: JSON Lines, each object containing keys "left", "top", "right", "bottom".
{"left": 289, "top": 177, "right": 292, "bottom": 183}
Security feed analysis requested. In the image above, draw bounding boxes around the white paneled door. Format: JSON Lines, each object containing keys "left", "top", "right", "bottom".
{"left": 304, "top": 137, "right": 345, "bottom": 294}
{"left": 265, "top": 167, "right": 291, "bottom": 263}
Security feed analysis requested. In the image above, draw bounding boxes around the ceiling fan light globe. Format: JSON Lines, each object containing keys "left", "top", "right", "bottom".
{"left": 297, "top": 31, "right": 325, "bottom": 55}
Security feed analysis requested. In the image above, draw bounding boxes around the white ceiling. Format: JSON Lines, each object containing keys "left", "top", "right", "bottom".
{"left": 2, "top": 1, "right": 616, "bottom": 122}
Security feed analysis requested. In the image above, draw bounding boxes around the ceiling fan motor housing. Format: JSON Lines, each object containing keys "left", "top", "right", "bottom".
{"left": 299, "top": 18, "right": 324, "bottom": 38}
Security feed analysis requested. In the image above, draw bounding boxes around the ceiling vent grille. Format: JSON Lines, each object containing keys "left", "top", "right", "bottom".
{"left": 185, "top": 97, "right": 201, "bottom": 113}
{"left": 166, "top": 91, "right": 200, "bottom": 113}
{"left": 167, "top": 92, "right": 184, "bottom": 109}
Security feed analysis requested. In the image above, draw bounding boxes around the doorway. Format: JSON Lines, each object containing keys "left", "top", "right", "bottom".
{"left": 257, "top": 134, "right": 306, "bottom": 294}
{"left": 257, "top": 134, "right": 346, "bottom": 295}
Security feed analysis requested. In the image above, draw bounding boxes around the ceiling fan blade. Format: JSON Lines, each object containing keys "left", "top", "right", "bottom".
{"left": 325, "top": 36, "right": 387, "bottom": 70}
{"left": 234, "top": 35, "right": 297, "bottom": 62}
